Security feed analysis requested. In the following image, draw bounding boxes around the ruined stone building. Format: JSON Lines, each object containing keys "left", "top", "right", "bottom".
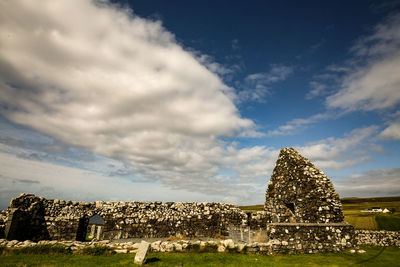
{"left": 0, "top": 148, "right": 356, "bottom": 254}
{"left": 261, "top": 148, "right": 353, "bottom": 254}
{"left": 264, "top": 147, "right": 344, "bottom": 223}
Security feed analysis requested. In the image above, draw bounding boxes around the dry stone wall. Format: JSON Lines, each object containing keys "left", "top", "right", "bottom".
{"left": 1, "top": 229, "right": 399, "bottom": 256}
{"left": 355, "top": 230, "right": 400, "bottom": 247}
{"left": 265, "top": 148, "right": 344, "bottom": 223}
{"left": 1, "top": 193, "right": 247, "bottom": 241}
{"left": 266, "top": 223, "right": 354, "bottom": 254}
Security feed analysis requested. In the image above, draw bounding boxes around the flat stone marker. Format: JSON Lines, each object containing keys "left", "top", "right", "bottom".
{"left": 96, "top": 226, "right": 102, "bottom": 240}
{"left": 134, "top": 241, "right": 150, "bottom": 265}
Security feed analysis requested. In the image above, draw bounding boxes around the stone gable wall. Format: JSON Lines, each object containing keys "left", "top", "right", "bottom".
{"left": 265, "top": 148, "right": 344, "bottom": 223}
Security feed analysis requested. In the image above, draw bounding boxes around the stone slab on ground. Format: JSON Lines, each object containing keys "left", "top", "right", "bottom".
{"left": 134, "top": 241, "right": 150, "bottom": 265}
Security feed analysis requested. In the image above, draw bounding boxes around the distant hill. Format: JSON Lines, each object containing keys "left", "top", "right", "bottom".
{"left": 341, "top": 196, "right": 400, "bottom": 204}
{"left": 240, "top": 196, "right": 400, "bottom": 211}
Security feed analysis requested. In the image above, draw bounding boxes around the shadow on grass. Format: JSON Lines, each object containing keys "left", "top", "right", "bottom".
{"left": 355, "top": 247, "right": 386, "bottom": 265}
{"left": 146, "top": 257, "right": 161, "bottom": 263}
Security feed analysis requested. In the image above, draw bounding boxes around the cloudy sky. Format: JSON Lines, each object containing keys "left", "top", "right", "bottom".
{"left": 0, "top": 0, "right": 400, "bottom": 209}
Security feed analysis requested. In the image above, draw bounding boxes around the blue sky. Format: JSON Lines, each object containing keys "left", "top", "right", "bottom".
{"left": 0, "top": 0, "right": 399, "bottom": 209}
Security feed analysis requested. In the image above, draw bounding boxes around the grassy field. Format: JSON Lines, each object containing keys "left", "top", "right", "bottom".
{"left": 341, "top": 198, "right": 400, "bottom": 230}
{"left": 0, "top": 246, "right": 399, "bottom": 266}
{"left": 239, "top": 197, "right": 400, "bottom": 231}
{"left": 239, "top": 205, "right": 264, "bottom": 212}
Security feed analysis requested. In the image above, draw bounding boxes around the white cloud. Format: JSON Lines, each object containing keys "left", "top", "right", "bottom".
{"left": 0, "top": 1, "right": 395, "bottom": 207}
{"left": 335, "top": 168, "right": 400, "bottom": 197}
{"left": 326, "top": 13, "right": 400, "bottom": 111}
{"left": 378, "top": 109, "right": 400, "bottom": 140}
{"left": 231, "top": 39, "right": 240, "bottom": 50}
{"left": 195, "top": 54, "right": 236, "bottom": 78}
{"left": 302, "top": 13, "right": 400, "bottom": 141}
{"left": 223, "top": 145, "right": 279, "bottom": 181}
{"left": 266, "top": 112, "right": 335, "bottom": 137}
{"left": 0, "top": 0, "right": 273, "bottom": 204}
{"left": 0, "top": 151, "right": 213, "bottom": 209}
{"left": 380, "top": 121, "right": 400, "bottom": 140}
{"left": 296, "top": 126, "right": 380, "bottom": 170}
{"left": 238, "top": 64, "right": 293, "bottom": 103}
{"left": 306, "top": 81, "right": 327, "bottom": 99}
{"left": 325, "top": 65, "right": 351, "bottom": 73}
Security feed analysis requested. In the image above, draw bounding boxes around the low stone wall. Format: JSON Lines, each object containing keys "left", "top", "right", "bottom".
{"left": 3, "top": 230, "right": 398, "bottom": 256}
{"left": 355, "top": 230, "right": 400, "bottom": 247}
{"left": 4, "top": 194, "right": 400, "bottom": 255}
{"left": 0, "top": 238, "right": 343, "bottom": 255}
{"left": 266, "top": 223, "right": 355, "bottom": 254}
{"left": 1, "top": 194, "right": 247, "bottom": 241}
{"left": 0, "top": 238, "right": 247, "bottom": 254}
{"left": 2, "top": 230, "right": 399, "bottom": 256}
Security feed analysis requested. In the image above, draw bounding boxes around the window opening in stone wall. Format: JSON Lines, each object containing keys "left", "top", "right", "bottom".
{"left": 86, "top": 214, "right": 104, "bottom": 241}
{"left": 285, "top": 203, "right": 295, "bottom": 214}
{"left": 246, "top": 212, "right": 252, "bottom": 226}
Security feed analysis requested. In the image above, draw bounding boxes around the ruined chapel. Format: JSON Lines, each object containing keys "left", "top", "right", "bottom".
{"left": 0, "top": 148, "right": 357, "bottom": 254}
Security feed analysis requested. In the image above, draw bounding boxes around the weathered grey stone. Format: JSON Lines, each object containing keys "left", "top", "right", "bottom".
{"left": 0, "top": 193, "right": 246, "bottom": 241}
{"left": 96, "top": 226, "right": 102, "bottom": 240}
{"left": 355, "top": 230, "right": 400, "bottom": 246}
{"left": 115, "top": 249, "right": 128, "bottom": 254}
{"left": 217, "top": 245, "right": 225, "bottom": 252}
{"left": 222, "top": 239, "right": 235, "bottom": 248}
{"left": 134, "top": 241, "right": 150, "bottom": 265}
{"left": 265, "top": 148, "right": 344, "bottom": 223}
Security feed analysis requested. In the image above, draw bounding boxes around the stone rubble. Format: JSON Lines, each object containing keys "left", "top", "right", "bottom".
{"left": 355, "top": 230, "right": 400, "bottom": 247}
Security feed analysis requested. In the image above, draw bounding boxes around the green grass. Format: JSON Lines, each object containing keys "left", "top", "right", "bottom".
{"left": 239, "top": 205, "right": 264, "bottom": 212}
{"left": 0, "top": 254, "right": 133, "bottom": 267}
{"left": 0, "top": 244, "right": 72, "bottom": 255}
{"left": 80, "top": 246, "right": 116, "bottom": 256}
{"left": 0, "top": 244, "right": 115, "bottom": 257}
{"left": 344, "top": 215, "right": 378, "bottom": 230}
{"left": 375, "top": 215, "right": 400, "bottom": 231}
{"left": 85, "top": 231, "right": 94, "bottom": 241}
{"left": 342, "top": 200, "right": 400, "bottom": 230}
{"left": 0, "top": 246, "right": 399, "bottom": 266}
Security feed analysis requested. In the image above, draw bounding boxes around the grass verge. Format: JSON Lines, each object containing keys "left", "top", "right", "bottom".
{"left": 0, "top": 246, "right": 399, "bottom": 266}
{"left": 0, "top": 244, "right": 116, "bottom": 257}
